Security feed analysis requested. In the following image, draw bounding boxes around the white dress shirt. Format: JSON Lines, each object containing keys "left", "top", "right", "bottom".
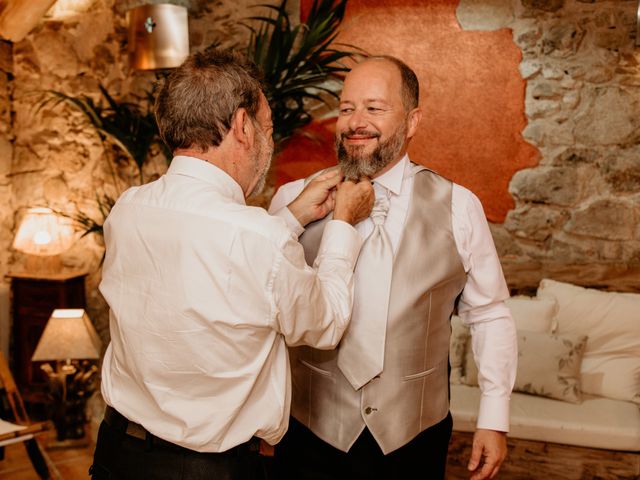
{"left": 268, "top": 155, "right": 517, "bottom": 432}
{"left": 100, "top": 156, "right": 363, "bottom": 452}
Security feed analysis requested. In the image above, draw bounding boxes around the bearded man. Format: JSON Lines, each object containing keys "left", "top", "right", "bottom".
{"left": 268, "top": 56, "right": 517, "bottom": 480}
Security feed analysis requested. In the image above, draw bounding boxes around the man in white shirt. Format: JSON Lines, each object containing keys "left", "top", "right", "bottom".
{"left": 269, "top": 56, "right": 517, "bottom": 480}
{"left": 90, "top": 49, "right": 374, "bottom": 480}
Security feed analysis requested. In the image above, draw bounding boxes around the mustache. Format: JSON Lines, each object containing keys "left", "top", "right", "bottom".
{"left": 339, "top": 129, "right": 381, "bottom": 140}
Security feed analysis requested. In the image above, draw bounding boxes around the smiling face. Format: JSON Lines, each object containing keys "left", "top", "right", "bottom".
{"left": 335, "top": 59, "right": 420, "bottom": 180}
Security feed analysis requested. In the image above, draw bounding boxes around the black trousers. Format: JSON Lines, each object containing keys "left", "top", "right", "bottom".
{"left": 272, "top": 413, "right": 453, "bottom": 480}
{"left": 90, "top": 408, "right": 267, "bottom": 480}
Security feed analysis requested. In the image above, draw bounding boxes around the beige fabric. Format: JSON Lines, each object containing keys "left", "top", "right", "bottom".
{"left": 505, "top": 295, "right": 558, "bottom": 333}
{"left": 449, "top": 315, "right": 469, "bottom": 384}
{"left": 537, "top": 279, "right": 640, "bottom": 403}
{"left": 464, "top": 331, "right": 587, "bottom": 404}
{"left": 451, "top": 384, "right": 640, "bottom": 451}
{"left": 457, "top": 295, "right": 559, "bottom": 387}
{"left": 337, "top": 195, "right": 392, "bottom": 390}
{"left": 291, "top": 167, "right": 467, "bottom": 454}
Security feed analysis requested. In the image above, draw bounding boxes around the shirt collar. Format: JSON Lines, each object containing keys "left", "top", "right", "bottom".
{"left": 168, "top": 155, "right": 246, "bottom": 204}
{"left": 373, "top": 154, "right": 410, "bottom": 196}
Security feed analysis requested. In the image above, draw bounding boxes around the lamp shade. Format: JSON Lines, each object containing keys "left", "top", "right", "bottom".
{"left": 12, "top": 207, "right": 75, "bottom": 256}
{"left": 32, "top": 309, "right": 102, "bottom": 362}
{"left": 127, "top": 4, "right": 189, "bottom": 70}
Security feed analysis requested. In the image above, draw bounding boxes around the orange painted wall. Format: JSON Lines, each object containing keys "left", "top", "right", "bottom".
{"left": 278, "top": 0, "right": 540, "bottom": 223}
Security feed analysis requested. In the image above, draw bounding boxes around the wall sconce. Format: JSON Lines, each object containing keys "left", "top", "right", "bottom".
{"left": 31, "top": 309, "right": 102, "bottom": 444}
{"left": 127, "top": 3, "right": 189, "bottom": 70}
{"left": 12, "top": 207, "right": 75, "bottom": 274}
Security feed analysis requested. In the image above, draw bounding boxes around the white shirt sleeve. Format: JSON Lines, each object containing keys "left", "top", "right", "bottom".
{"left": 452, "top": 185, "right": 517, "bottom": 432}
{"left": 269, "top": 179, "right": 306, "bottom": 236}
{"left": 273, "top": 220, "right": 362, "bottom": 348}
{"left": 269, "top": 179, "right": 363, "bottom": 348}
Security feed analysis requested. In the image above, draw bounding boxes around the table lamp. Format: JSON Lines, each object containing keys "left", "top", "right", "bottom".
{"left": 31, "top": 309, "right": 102, "bottom": 443}
{"left": 12, "top": 207, "right": 75, "bottom": 274}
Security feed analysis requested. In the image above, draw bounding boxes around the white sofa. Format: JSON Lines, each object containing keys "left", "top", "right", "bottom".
{"left": 448, "top": 278, "right": 640, "bottom": 469}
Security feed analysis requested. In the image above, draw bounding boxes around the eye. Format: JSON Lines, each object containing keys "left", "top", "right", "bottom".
{"left": 367, "top": 107, "right": 383, "bottom": 113}
{"left": 339, "top": 107, "right": 354, "bottom": 115}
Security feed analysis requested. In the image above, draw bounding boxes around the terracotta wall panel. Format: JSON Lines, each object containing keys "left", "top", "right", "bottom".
{"left": 290, "top": 0, "right": 539, "bottom": 222}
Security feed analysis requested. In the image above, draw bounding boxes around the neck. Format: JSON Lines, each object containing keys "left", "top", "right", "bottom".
{"left": 174, "top": 145, "right": 252, "bottom": 198}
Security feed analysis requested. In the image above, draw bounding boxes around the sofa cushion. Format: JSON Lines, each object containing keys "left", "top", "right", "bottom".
{"left": 536, "top": 279, "right": 640, "bottom": 404}
{"left": 451, "top": 295, "right": 557, "bottom": 385}
{"left": 450, "top": 384, "right": 640, "bottom": 451}
{"left": 464, "top": 331, "right": 588, "bottom": 403}
{"left": 449, "top": 315, "right": 468, "bottom": 384}
{"left": 505, "top": 295, "right": 558, "bottom": 333}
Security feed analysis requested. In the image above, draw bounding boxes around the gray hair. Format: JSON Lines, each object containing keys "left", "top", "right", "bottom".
{"left": 155, "top": 49, "right": 265, "bottom": 152}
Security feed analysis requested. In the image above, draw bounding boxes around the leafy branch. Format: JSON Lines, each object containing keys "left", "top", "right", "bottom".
{"left": 239, "top": 0, "right": 365, "bottom": 149}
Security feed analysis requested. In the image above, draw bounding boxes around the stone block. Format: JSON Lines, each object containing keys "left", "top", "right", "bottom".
{"left": 510, "top": 167, "right": 580, "bottom": 206}
{"left": 565, "top": 199, "right": 636, "bottom": 241}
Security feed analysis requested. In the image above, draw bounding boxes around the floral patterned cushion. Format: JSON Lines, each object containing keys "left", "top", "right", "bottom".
{"left": 449, "top": 315, "right": 468, "bottom": 384}
{"left": 537, "top": 278, "right": 640, "bottom": 404}
{"left": 464, "top": 330, "right": 588, "bottom": 404}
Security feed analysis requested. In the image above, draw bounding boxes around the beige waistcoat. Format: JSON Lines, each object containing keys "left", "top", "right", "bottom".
{"left": 290, "top": 168, "right": 467, "bottom": 454}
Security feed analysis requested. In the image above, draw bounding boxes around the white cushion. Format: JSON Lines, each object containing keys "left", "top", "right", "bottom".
{"left": 450, "top": 384, "right": 640, "bottom": 451}
{"left": 536, "top": 278, "right": 640, "bottom": 403}
{"left": 505, "top": 295, "right": 558, "bottom": 333}
{"left": 463, "top": 330, "right": 588, "bottom": 403}
{"left": 452, "top": 295, "right": 557, "bottom": 385}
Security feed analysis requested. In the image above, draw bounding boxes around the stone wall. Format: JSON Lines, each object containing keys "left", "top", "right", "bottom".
{"left": 457, "top": 0, "right": 640, "bottom": 292}
{"left": 0, "top": 40, "right": 12, "bottom": 277}
{"left": 0, "top": 0, "right": 638, "bottom": 354}
{"left": 2, "top": 0, "right": 278, "bottom": 345}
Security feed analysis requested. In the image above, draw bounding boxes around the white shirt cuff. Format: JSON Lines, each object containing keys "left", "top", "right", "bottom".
{"left": 316, "top": 220, "right": 363, "bottom": 266}
{"left": 476, "top": 394, "right": 510, "bottom": 432}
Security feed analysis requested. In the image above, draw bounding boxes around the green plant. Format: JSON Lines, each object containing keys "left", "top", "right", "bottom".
{"left": 38, "top": 85, "right": 170, "bottom": 243}
{"left": 41, "top": 0, "right": 360, "bottom": 241}
{"left": 240, "top": 0, "right": 364, "bottom": 149}
{"left": 39, "top": 85, "right": 171, "bottom": 185}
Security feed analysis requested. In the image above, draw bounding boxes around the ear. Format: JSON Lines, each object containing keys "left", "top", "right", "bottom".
{"left": 231, "top": 107, "right": 254, "bottom": 148}
{"left": 406, "top": 107, "right": 422, "bottom": 140}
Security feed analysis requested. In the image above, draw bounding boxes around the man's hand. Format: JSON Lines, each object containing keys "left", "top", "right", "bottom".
{"left": 467, "top": 429, "right": 507, "bottom": 480}
{"left": 333, "top": 178, "right": 374, "bottom": 225}
{"left": 287, "top": 167, "right": 343, "bottom": 227}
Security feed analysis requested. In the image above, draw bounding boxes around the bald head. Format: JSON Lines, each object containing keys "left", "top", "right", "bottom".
{"left": 354, "top": 56, "right": 420, "bottom": 112}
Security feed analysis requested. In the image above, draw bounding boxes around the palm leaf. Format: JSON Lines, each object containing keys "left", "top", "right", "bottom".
{"left": 241, "top": 0, "right": 365, "bottom": 148}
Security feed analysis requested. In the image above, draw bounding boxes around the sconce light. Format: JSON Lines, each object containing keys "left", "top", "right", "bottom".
{"left": 127, "top": 3, "right": 189, "bottom": 70}
{"left": 12, "top": 207, "right": 75, "bottom": 274}
{"left": 31, "top": 309, "right": 102, "bottom": 443}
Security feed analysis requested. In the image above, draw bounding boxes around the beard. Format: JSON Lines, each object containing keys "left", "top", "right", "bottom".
{"left": 335, "top": 122, "right": 407, "bottom": 180}
{"left": 247, "top": 126, "right": 273, "bottom": 197}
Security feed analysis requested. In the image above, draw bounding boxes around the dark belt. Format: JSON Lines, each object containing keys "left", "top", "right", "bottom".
{"left": 103, "top": 405, "right": 261, "bottom": 455}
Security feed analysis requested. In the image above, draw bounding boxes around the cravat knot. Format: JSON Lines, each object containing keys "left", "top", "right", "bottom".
{"left": 371, "top": 195, "right": 390, "bottom": 226}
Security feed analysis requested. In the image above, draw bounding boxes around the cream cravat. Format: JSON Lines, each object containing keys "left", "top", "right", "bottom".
{"left": 338, "top": 193, "right": 393, "bottom": 390}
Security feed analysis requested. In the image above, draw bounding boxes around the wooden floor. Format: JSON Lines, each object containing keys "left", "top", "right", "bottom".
{"left": 0, "top": 429, "right": 95, "bottom": 479}
{"left": 4, "top": 429, "right": 639, "bottom": 479}
{"left": 0, "top": 431, "right": 475, "bottom": 480}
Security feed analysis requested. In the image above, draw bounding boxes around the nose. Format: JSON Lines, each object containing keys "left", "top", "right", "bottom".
{"left": 347, "top": 108, "right": 367, "bottom": 132}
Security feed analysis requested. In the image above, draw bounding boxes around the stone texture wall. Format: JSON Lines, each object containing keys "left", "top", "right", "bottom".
{"left": 0, "top": 40, "right": 12, "bottom": 277}
{"left": 457, "top": 0, "right": 640, "bottom": 292}
{"left": 2, "top": 0, "right": 277, "bottom": 345}
{"left": 0, "top": 0, "right": 638, "bottom": 353}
